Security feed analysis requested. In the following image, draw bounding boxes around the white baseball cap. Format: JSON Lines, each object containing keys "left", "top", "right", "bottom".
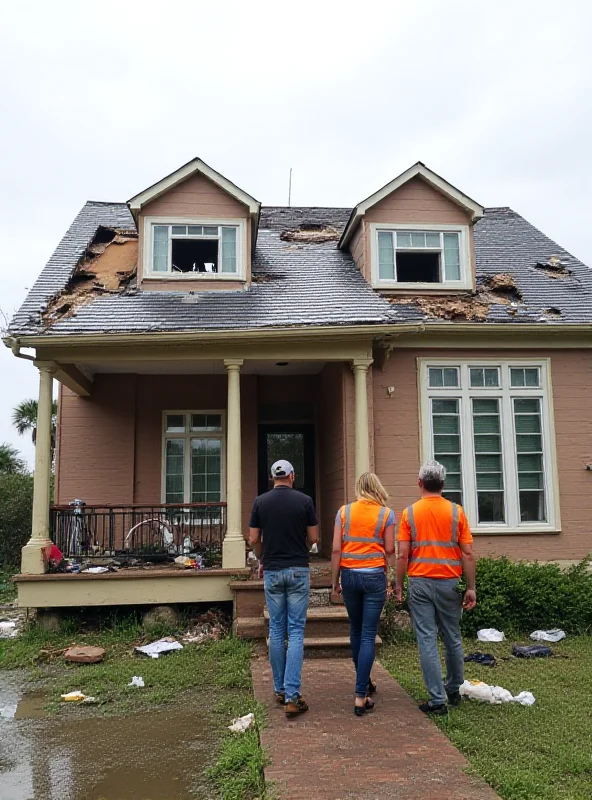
{"left": 270, "top": 460, "right": 294, "bottom": 478}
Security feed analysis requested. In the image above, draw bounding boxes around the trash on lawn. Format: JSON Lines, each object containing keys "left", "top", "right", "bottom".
{"left": 135, "top": 637, "right": 183, "bottom": 659}
{"left": 182, "top": 609, "right": 229, "bottom": 644}
{"left": 0, "top": 621, "right": 18, "bottom": 638}
{"left": 64, "top": 646, "right": 105, "bottom": 664}
{"left": 460, "top": 680, "right": 535, "bottom": 705}
{"left": 477, "top": 628, "right": 505, "bottom": 642}
{"left": 60, "top": 690, "right": 98, "bottom": 703}
{"left": 512, "top": 643, "right": 553, "bottom": 658}
{"left": 82, "top": 566, "right": 109, "bottom": 574}
{"left": 530, "top": 629, "right": 566, "bottom": 643}
{"left": 228, "top": 712, "right": 255, "bottom": 733}
{"left": 127, "top": 676, "right": 145, "bottom": 687}
{"left": 464, "top": 651, "right": 497, "bottom": 667}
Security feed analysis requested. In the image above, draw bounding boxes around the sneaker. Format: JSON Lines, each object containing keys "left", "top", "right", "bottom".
{"left": 285, "top": 696, "right": 309, "bottom": 718}
{"left": 274, "top": 692, "right": 285, "bottom": 705}
{"left": 447, "top": 691, "right": 462, "bottom": 707}
{"left": 419, "top": 701, "right": 448, "bottom": 716}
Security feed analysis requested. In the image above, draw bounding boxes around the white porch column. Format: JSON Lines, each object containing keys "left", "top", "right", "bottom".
{"left": 21, "top": 363, "right": 56, "bottom": 574}
{"left": 222, "top": 358, "right": 246, "bottom": 569}
{"left": 352, "top": 357, "right": 373, "bottom": 480}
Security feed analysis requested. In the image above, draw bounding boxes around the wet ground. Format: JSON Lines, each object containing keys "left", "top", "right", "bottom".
{"left": 0, "top": 673, "right": 213, "bottom": 799}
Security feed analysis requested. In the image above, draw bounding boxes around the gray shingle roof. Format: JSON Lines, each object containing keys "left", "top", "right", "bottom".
{"left": 8, "top": 201, "right": 592, "bottom": 337}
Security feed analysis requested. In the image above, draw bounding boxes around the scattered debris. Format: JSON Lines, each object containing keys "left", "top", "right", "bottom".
{"left": 127, "top": 676, "right": 145, "bottom": 688}
{"left": 477, "top": 628, "right": 505, "bottom": 642}
{"left": 280, "top": 224, "right": 340, "bottom": 244}
{"left": 135, "top": 637, "right": 183, "bottom": 659}
{"left": 530, "top": 628, "right": 566, "bottom": 643}
{"left": 60, "top": 690, "right": 98, "bottom": 703}
{"left": 43, "top": 225, "right": 138, "bottom": 324}
{"left": 460, "top": 680, "right": 535, "bottom": 706}
{"left": 464, "top": 651, "right": 497, "bottom": 667}
{"left": 64, "top": 646, "right": 106, "bottom": 664}
{"left": 82, "top": 566, "right": 109, "bottom": 574}
{"left": 535, "top": 255, "right": 572, "bottom": 279}
{"left": 228, "top": 712, "right": 255, "bottom": 733}
{"left": 251, "top": 272, "right": 279, "bottom": 282}
{"left": 512, "top": 644, "right": 553, "bottom": 658}
{"left": 182, "top": 609, "right": 228, "bottom": 643}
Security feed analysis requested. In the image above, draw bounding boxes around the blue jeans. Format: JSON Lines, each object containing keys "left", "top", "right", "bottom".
{"left": 341, "top": 568, "right": 387, "bottom": 697}
{"left": 407, "top": 577, "right": 464, "bottom": 706}
{"left": 264, "top": 567, "right": 310, "bottom": 701}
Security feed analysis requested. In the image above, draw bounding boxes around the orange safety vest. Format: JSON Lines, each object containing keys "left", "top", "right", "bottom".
{"left": 405, "top": 499, "right": 463, "bottom": 579}
{"left": 339, "top": 499, "right": 390, "bottom": 570}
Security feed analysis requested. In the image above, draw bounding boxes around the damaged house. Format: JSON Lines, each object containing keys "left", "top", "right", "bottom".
{"left": 6, "top": 158, "right": 592, "bottom": 615}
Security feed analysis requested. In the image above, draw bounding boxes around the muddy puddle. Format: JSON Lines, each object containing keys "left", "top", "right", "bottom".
{"left": 0, "top": 674, "right": 214, "bottom": 799}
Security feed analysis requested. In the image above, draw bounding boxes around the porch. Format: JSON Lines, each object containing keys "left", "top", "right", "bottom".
{"left": 16, "top": 332, "right": 376, "bottom": 608}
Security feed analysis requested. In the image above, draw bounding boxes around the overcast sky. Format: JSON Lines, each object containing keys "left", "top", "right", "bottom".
{"left": 1, "top": 0, "right": 591, "bottom": 466}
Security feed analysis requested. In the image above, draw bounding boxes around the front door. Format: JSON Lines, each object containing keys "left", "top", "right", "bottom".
{"left": 257, "top": 424, "right": 316, "bottom": 504}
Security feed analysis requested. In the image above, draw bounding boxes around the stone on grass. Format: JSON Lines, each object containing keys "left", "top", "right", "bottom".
{"left": 64, "top": 646, "right": 106, "bottom": 664}
{"left": 142, "top": 605, "right": 179, "bottom": 628}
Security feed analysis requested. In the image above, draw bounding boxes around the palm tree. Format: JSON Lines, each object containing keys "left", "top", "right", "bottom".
{"left": 12, "top": 399, "right": 58, "bottom": 456}
{"left": 0, "top": 443, "right": 27, "bottom": 474}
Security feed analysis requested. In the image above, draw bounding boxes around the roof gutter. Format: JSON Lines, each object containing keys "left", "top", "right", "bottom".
{"left": 4, "top": 336, "right": 36, "bottom": 361}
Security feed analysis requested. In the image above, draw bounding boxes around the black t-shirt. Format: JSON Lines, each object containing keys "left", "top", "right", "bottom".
{"left": 249, "top": 486, "right": 318, "bottom": 570}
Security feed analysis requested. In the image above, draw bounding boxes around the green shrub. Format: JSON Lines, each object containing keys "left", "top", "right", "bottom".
{"left": 0, "top": 472, "right": 34, "bottom": 568}
{"left": 460, "top": 556, "right": 592, "bottom": 637}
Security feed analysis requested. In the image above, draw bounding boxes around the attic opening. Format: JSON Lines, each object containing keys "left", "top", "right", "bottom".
{"left": 396, "top": 252, "right": 440, "bottom": 283}
{"left": 172, "top": 239, "right": 219, "bottom": 273}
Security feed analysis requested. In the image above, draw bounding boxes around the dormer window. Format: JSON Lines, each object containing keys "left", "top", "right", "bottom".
{"left": 370, "top": 223, "right": 471, "bottom": 290}
{"left": 143, "top": 217, "right": 246, "bottom": 280}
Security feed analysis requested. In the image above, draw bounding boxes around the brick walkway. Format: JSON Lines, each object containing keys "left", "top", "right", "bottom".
{"left": 251, "top": 658, "right": 499, "bottom": 800}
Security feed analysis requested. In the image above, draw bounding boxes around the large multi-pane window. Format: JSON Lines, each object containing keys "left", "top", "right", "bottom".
{"left": 421, "top": 362, "right": 557, "bottom": 531}
{"left": 163, "top": 412, "right": 224, "bottom": 505}
{"left": 146, "top": 219, "right": 244, "bottom": 277}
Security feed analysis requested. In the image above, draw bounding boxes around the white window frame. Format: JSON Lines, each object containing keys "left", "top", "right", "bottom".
{"left": 161, "top": 410, "right": 227, "bottom": 506}
{"left": 143, "top": 216, "right": 247, "bottom": 280}
{"left": 370, "top": 222, "right": 472, "bottom": 290}
{"left": 419, "top": 358, "right": 560, "bottom": 534}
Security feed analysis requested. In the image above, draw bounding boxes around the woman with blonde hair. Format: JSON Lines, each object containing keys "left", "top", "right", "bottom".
{"left": 331, "top": 472, "right": 396, "bottom": 715}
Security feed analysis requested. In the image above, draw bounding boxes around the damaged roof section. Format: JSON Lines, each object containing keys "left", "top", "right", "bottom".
{"left": 534, "top": 255, "right": 574, "bottom": 279}
{"left": 42, "top": 225, "right": 138, "bottom": 325}
{"left": 280, "top": 223, "right": 341, "bottom": 244}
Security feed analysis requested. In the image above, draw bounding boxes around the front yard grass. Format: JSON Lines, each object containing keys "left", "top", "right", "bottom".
{"left": 381, "top": 635, "right": 592, "bottom": 800}
{"left": 0, "top": 617, "right": 268, "bottom": 799}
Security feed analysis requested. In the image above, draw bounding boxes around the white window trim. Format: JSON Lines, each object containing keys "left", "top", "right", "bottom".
{"left": 418, "top": 358, "right": 561, "bottom": 534}
{"left": 143, "top": 216, "right": 247, "bottom": 281}
{"left": 370, "top": 222, "right": 472, "bottom": 290}
{"left": 161, "top": 410, "right": 227, "bottom": 505}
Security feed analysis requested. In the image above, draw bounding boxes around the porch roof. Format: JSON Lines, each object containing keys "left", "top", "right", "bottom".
{"left": 8, "top": 202, "right": 592, "bottom": 338}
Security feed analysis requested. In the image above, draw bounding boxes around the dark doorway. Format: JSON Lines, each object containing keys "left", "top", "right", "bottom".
{"left": 257, "top": 424, "right": 316, "bottom": 504}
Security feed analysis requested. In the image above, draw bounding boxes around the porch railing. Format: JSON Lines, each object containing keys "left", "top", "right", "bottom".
{"left": 50, "top": 503, "right": 227, "bottom": 567}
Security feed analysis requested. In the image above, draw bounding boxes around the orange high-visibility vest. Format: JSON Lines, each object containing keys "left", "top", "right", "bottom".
{"left": 339, "top": 499, "right": 390, "bottom": 570}
{"left": 405, "top": 499, "right": 463, "bottom": 579}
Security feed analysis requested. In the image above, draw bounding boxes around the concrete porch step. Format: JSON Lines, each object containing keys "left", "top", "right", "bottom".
{"left": 263, "top": 604, "right": 350, "bottom": 636}
{"left": 265, "top": 635, "right": 382, "bottom": 659}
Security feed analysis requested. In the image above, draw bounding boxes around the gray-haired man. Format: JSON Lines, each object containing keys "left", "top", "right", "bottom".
{"left": 396, "top": 460, "right": 477, "bottom": 715}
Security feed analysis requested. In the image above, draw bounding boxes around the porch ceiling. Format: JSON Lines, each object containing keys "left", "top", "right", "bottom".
{"left": 85, "top": 359, "right": 327, "bottom": 375}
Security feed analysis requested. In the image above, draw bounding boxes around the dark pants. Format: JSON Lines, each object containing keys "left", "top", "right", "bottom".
{"left": 341, "top": 568, "right": 387, "bottom": 697}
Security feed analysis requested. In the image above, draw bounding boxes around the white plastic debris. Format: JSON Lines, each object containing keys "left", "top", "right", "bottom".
{"left": 60, "top": 690, "right": 97, "bottom": 703}
{"left": 477, "top": 628, "right": 505, "bottom": 642}
{"left": 530, "top": 628, "right": 566, "bottom": 643}
{"left": 127, "top": 676, "right": 145, "bottom": 688}
{"left": 460, "top": 680, "right": 535, "bottom": 705}
{"left": 83, "top": 566, "right": 109, "bottom": 574}
{"left": 228, "top": 712, "right": 255, "bottom": 733}
{"left": 135, "top": 637, "right": 183, "bottom": 659}
{"left": 0, "top": 621, "right": 18, "bottom": 638}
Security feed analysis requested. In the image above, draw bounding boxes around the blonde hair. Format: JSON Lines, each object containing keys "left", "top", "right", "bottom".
{"left": 355, "top": 472, "right": 389, "bottom": 507}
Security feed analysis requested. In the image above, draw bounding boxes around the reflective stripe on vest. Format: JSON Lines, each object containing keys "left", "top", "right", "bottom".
{"left": 340, "top": 500, "right": 389, "bottom": 570}
{"left": 406, "top": 500, "right": 459, "bottom": 546}
{"left": 343, "top": 505, "right": 387, "bottom": 545}
{"left": 409, "top": 557, "right": 463, "bottom": 566}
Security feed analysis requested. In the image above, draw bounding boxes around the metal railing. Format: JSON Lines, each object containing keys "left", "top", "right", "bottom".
{"left": 50, "top": 502, "right": 227, "bottom": 567}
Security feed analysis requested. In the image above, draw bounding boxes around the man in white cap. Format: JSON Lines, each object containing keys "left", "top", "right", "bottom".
{"left": 249, "top": 460, "right": 319, "bottom": 718}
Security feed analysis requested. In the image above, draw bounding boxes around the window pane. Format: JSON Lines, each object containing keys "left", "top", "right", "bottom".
{"left": 473, "top": 415, "right": 500, "bottom": 434}
{"left": 428, "top": 367, "right": 443, "bottom": 387}
{"left": 166, "top": 414, "right": 185, "bottom": 433}
{"left": 433, "top": 415, "right": 459, "bottom": 434}
{"left": 411, "top": 232, "right": 425, "bottom": 248}
{"left": 443, "top": 368, "right": 458, "bottom": 387}
{"left": 444, "top": 491, "right": 463, "bottom": 505}
{"left": 516, "top": 434, "right": 542, "bottom": 452}
{"left": 191, "top": 438, "right": 222, "bottom": 503}
{"left": 478, "top": 493, "right": 505, "bottom": 523}
{"left": 518, "top": 472, "right": 544, "bottom": 490}
{"left": 473, "top": 399, "right": 499, "bottom": 414}
{"left": 432, "top": 398, "right": 459, "bottom": 413}
{"left": 203, "top": 225, "right": 218, "bottom": 236}
{"left": 525, "top": 368, "right": 540, "bottom": 387}
{"left": 434, "top": 434, "right": 460, "bottom": 453}
{"left": 476, "top": 472, "right": 503, "bottom": 490}
{"left": 474, "top": 434, "right": 501, "bottom": 452}
{"left": 153, "top": 226, "right": 169, "bottom": 272}
{"left": 188, "top": 225, "right": 203, "bottom": 236}
{"left": 443, "top": 232, "right": 460, "bottom": 281}
{"left": 191, "top": 414, "right": 222, "bottom": 432}
{"left": 485, "top": 369, "right": 500, "bottom": 387}
{"left": 476, "top": 454, "right": 502, "bottom": 472}
{"left": 515, "top": 414, "right": 541, "bottom": 434}
{"left": 378, "top": 232, "right": 395, "bottom": 280}
{"left": 513, "top": 398, "right": 546, "bottom": 522}
{"left": 165, "top": 439, "right": 185, "bottom": 504}
{"left": 473, "top": 397, "right": 504, "bottom": 522}
{"left": 517, "top": 454, "right": 543, "bottom": 471}
{"left": 172, "top": 225, "right": 187, "bottom": 235}
{"left": 519, "top": 492, "right": 546, "bottom": 522}
{"left": 514, "top": 398, "right": 540, "bottom": 413}
{"left": 432, "top": 398, "right": 462, "bottom": 504}
{"left": 221, "top": 227, "right": 237, "bottom": 273}
{"left": 510, "top": 368, "right": 525, "bottom": 387}
{"left": 470, "top": 368, "right": 484, "bottom": 387}
{"left": 425, "top": 232, "right": 441, "bottom": 247}
{"left": 438, "top": 454, "right": 461, "bottom": 476}
{"left": 396, "top": 232, "right": 411, "bottom": 247}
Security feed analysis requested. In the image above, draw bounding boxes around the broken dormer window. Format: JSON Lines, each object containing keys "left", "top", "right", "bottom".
{"left": 149, "top": 222, "right": 241, "bottom": 277}
{"left": 373, "top": 226, "right": 468, "bottom": 288}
